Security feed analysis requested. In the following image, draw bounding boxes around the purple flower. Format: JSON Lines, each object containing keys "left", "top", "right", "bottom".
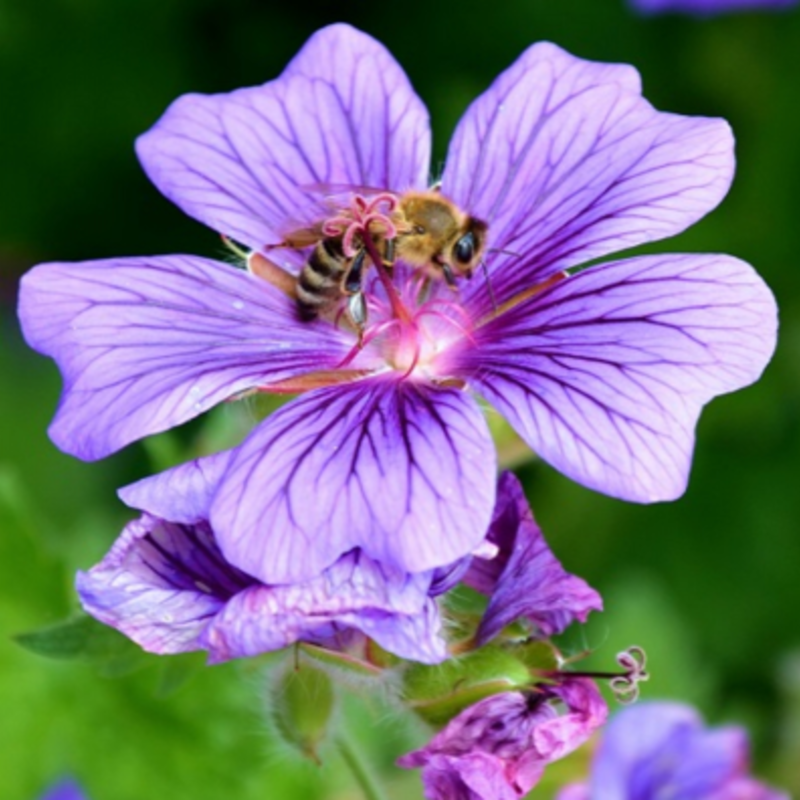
{"left": 556, "top": 701, "right": 789, "bottom": 800}
{"left": 398, "top": 679, "right": 608, "bottom": 799}
{"left": 19, "top": 25, "right": 776, "bottom": 586}
{"left": 77, "top": 450, "right": 449, "bottom": 664}
{"left": 464, "top": 471, "right": 602, "bottom": 646}
{"left": 630, "top": 0, "right": 796, "bottom": 14}
{"left": 38, "top": 781, "right": 88, "bottom": 800}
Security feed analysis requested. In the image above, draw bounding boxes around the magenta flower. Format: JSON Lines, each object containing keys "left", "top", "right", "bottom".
{"left": 630, "top": 0, "right": 796, "bottom": 13}
{"left": 19, "top": 25, "right": 776, "bottom": 586}
{"left": 464, "top": 471, "right": 601, "bottom": 646}
{"left": 557, "top": 701, "right": 789, "bottom": 800}
{"left": 398, "top": 679, "right": 607, "bottom": 800}
{"left": 77, "top": 449, "right": 451, "bottom": 664}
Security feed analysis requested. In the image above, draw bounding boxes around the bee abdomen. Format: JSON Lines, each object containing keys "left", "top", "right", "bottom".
{"left": 296, "top": 239, "right": 347, "bottom": 320}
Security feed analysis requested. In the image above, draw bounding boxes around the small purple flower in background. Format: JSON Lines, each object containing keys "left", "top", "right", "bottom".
{"left": 398, "top": 679, "right": 607, "bottom": 800}
{"left": 630, "top": 0, "right": 796, "bottom": 14}
{"left": 556, "top": 701, "right": 789, "bottom": 800}
{"left": 19, "top": 24, "right": 777, "bottom": 588}
{"left": 77, "top": 466, "right": 598, "bottom": 665}
{"left": 38, "top": 780, "right": 88, "bottom": 800}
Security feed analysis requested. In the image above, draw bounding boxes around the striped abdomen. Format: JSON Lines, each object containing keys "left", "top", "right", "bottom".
{"left": 296, "top": 238, "right": 348, "bottom": 321}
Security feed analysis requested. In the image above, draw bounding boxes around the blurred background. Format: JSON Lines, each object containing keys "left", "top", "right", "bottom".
{"left": 1, "top": 0, "right": 799, "bottom": 797}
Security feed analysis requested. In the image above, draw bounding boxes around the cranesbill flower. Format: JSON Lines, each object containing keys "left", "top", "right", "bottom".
{"left": 464, "top": 471, "right": 601, "bottom": 646}
{"left": 77, "top": 450, "right": 449, "bottom": 664}
{"left": 19, "top": 25, "right": 776, "bottom": 586}
{"left": 629, "top": 0, "right": 796, "bottom": 13}
{"left": 556, "top": 701, "right": 789, "bottom": 800}
{"left": 398, "top": 679, "right": 607, "bottom": 800}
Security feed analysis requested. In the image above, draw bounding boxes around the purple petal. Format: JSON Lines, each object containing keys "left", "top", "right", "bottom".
{"left": 456, "top": 254, "right": 776, "bottom": 502}
{"left": 466, "top": 472, "right": 601, "bottom": 645}
{"left": 631, "top": 0, "right": 797, "bottom": 13}
{"left": 587, "top": 702, "right": 788, "bottom": 800}
{"left": 137, "top": 24, "right": 430, "bottom": 257}
{"left": 77, "top": 514, "right": 254, "bottom": 655}
{"left": 119, "top": 450, "right": 234, "bottom": 523}
{"left": 202, "top": 551, "right": 447, "bottom": 664}
{"left": 211, "top": 378, "right": 496, "bottom": 584}
{"left": 441, "top": 42, "right": 733, "bottom": 313}
{"left": 399, "top": 680, "right": 607, "bottom": 800}
{"left": 39, "top": 780, "right": 88, "bottom": 800}
{"left": 18, "top": 254, "right": 352, "bottom": 460}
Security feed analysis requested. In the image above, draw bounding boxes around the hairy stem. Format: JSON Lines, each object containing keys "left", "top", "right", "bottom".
{"left": 336, "top": 732, "right": 389, "bottom": 800}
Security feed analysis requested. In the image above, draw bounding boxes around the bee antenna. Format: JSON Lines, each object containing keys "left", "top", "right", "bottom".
{"left": 480, "top": 258, "right": 498, "bottom": 311}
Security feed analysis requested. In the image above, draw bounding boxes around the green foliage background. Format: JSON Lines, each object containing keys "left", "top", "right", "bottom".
{"left": 1, "top": 0, "right": 798, "bottom": 797}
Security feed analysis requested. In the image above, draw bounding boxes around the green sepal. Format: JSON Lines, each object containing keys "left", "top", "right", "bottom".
{"left": 402, "top": 645, "right": 532, "bottom": 727}
{"left": 271, "top": 662, "right": 336, "bottom": 763}
{"left": 14, "top": 613, "right": 144, "bottom": 667}
{"left": 509, "top": 638, "right": 560, "bottom": 676}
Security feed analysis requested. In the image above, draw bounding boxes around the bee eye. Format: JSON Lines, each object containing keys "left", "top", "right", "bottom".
{"left": 453, "top": 232, "right": 475, "bottom": 264}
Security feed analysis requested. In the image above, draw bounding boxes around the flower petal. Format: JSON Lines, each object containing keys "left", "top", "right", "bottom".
{"left": 39, "top": 780, "right": 89, "bottom": 800}
{"left": 76, "top": 515, "right": 254, "bottom": 655}
{"left": 202, "top": 551, "right": 447, "bottom": 664}
{"left": 456, "top": 254, "right": 777, "bottom": 502}
{"left": 399, "top": 680, "right": 607, "bottom": 799}
{"left": 18, "top": 255, "right": 352, "bottom": 460}
{"left": 441, "top": 42, "right": 733, "bottom": 312}
{"left": 137, "top": 24, "right": 431, "bottom": 257}
{"left": 467, "top": 472, "right": 601, "bottom": 646}
{"left": 211, "top": 378, "right": 496, "bottom": 584}
{"left": 119, "top": 450, "right": 234, "bottom": 523}
{"left": 631, "top": 0, "right": 797, "bottom": 13}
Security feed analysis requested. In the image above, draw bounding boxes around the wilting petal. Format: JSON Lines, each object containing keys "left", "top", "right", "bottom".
{"left": 456, "top": 254, "right": 777, "bottom": 502}
{"left": 441, "top": 42, "right": 733, "bottom": 313}
{"left": 466, "top": 472, "right": 601, "bottom": 645}
{"left": 211, "top": 378, "right": 496, "bottom": 584}
{"left": 399, "top": 680, "right": 607, "bottom": 800}
{"left": 631, "top": 0, "right": 796, "bottom": 13}
{"left": 18, "top": 255, "right": 352, "bottom": 460}
{"left": 137, "top": 24, "right": 430, "bottom": 257}
{"left": 202, "top": 551, "right": 447, "bottom": 664}
{"left": 76, "top": 515, "right": 253, "bottom": 655}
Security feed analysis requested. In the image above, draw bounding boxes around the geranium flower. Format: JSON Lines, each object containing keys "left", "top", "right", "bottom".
{"left": 557, "top": 701, "right": 789, "bottom": 800}
{"left": 398, "top": 679, "right": 607, "bottom": 800}
{"left": 19, "top": 24, "right": 776, "bottom": 585}
{"left": 77, "top": 450, "right": 450, "bottom": 664}
{"left": 629, "top": 0, "right": 796, "bottom": 14}
{"left": 77, "top": 466, "right": 596, "bottom": 665}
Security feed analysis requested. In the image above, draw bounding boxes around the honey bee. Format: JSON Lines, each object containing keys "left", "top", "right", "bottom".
{"left": 275, "top": 189, "right": 488, "bottom": 332}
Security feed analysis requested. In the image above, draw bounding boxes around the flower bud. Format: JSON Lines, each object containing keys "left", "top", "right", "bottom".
{"left": 269, "top": 661, "right": 336, "bottom": 763}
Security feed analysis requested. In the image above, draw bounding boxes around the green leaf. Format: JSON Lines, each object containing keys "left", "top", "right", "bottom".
{"left": 14, "top": 613, "right": 142, "bottom": 664}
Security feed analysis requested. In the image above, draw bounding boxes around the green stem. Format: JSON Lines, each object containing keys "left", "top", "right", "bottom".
{"left": 336, "top": 732, "right": 389, "bottom": 800}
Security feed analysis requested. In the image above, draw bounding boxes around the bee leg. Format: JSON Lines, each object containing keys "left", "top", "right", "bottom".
{"left": 344, "top": 248, "right": 367, "bottom": 295}
{"left": 347, "top": 292, "right": 368, "bottom": 343}
{"left": 441, "top": 262, "right": 459, "bottom": 290}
